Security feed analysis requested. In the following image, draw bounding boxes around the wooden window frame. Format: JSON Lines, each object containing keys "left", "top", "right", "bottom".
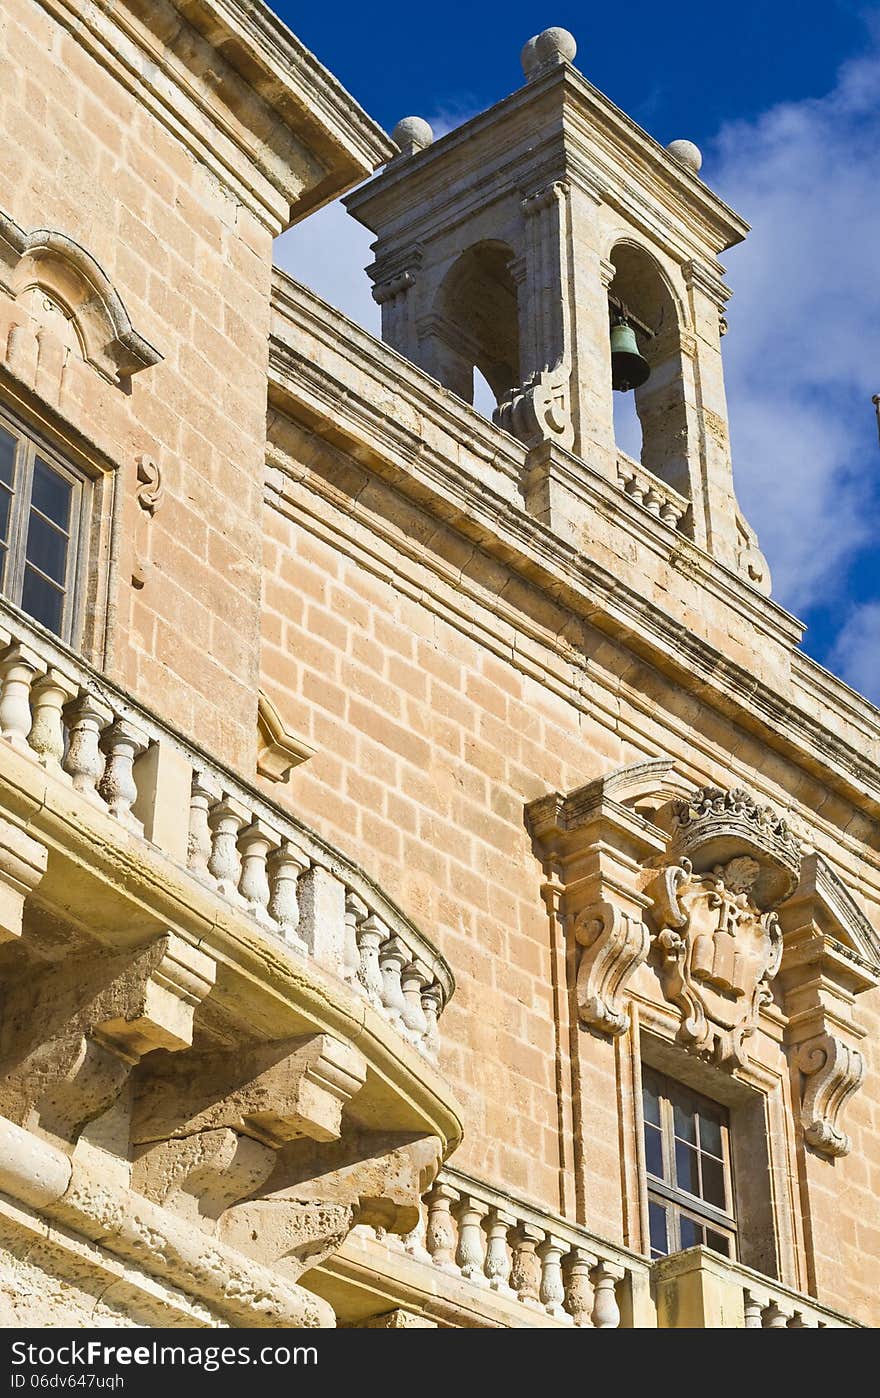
{"left": 643, "top": 1065, "right": 738, "bottom": 1261}
{"left": 0, "top": 403, "right": 89, "bottom": 644}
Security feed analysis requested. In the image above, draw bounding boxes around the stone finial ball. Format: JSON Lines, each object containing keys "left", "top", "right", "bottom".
{"left": 666, "top": 139, "right": 703, "bottom": 174}
{"left": 520, "top": 34, "right": 540, "bottom": 76}
{"left": 534, "top": 26, "right": 577, "bottom": 66}
{"left": 391, "top": 117, "right": 434, "bottom": 154}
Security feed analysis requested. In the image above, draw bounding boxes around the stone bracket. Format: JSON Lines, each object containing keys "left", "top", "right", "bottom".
{"left": 0, "top": 816, "right": 47, "bottom": 944}
{"left": 574, "top": 900, "right": 649, "bottom": 1035}
{"left": 131, "top": 1033, "right": 368, "bottom": 1150}
{"left": 793, "top": 1031, "right": 864, "bottom": 1159}
{"left": 0, "top": 933, "right": 216, "bottom": 1145}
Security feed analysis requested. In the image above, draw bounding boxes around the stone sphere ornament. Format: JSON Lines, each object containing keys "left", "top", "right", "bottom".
{"left": 521, "top": 27, "right": 577, "bottom": 78}
{"left": 391, "top": 117, "right": 434, "bottom": 156}
{"left": 666, "top": 139, "right": 703, "bottom": 175}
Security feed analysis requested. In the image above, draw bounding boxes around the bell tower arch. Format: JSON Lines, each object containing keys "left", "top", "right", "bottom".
{"left": 346, "top": 27, "right": 767, "bottom": 587}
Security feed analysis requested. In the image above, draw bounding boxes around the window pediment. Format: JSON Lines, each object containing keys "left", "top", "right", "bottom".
{"left": 0, "top": 211, "right": 162, "bottom": 385}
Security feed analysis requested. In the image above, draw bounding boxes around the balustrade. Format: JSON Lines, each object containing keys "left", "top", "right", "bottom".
{"left": 413, "top": 1170, "right": 640, "bottom": 1327}
{"left": 616, "top": 454, "right": 689, "bottom": 530}
{"left": 0, "top": 613, "right": 451, "bottom": 1061}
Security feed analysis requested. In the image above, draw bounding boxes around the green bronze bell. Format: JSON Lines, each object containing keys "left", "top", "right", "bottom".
{"left": 610, "top": 319, "right": 650, "bottom": 392}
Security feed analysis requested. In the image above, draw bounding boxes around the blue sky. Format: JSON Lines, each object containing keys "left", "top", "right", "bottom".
{"left": 272, "top": 2, "right": 880, "bottom": 704}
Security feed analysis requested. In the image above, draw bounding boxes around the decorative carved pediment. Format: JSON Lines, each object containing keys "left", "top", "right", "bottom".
{"left": 0, "top": 211, "right": 162, "bottom": 384}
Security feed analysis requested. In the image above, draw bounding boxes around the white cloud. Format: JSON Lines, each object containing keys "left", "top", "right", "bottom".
{"left": 829, "top": 601, "right": 880, "bottom": 701}
{"left": 708, "top": 39, "right": 880, "bottom": 616}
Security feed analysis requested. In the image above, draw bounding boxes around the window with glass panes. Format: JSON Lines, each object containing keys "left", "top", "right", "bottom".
{"left": 0, "top": 412, "right": 87, "bottom": 642}
{"left": 642, "top": 1066, "right": 736, "bottom": 1260}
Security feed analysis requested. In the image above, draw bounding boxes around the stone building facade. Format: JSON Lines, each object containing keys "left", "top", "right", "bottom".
{"left": 0, "top": 2, "right": 875, "bottom": 1329}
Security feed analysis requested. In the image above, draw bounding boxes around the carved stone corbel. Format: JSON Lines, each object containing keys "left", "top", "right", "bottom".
{"left": 573, "top": 900, "right": 649, "bottom": 1036}
{"left": 0, "top": 933, "right": 215, "bottom": 1144}
{"left": 793, "top": 1033, "right": 864, "bottom": 1158}
{"left": 130, "top": 1034, "right": 368, "bottom": 1224}
{"left": 647, "top": 786, "right": 800, "bottom": 1069}
{"left": 526, "top": 759, "right": 680, "bottom": 1036}
{"left": 0, "top": 817, "right": 47, "bottom": 943}
{"left": 778, "top": 853, "right": 880, "bottom": 1158}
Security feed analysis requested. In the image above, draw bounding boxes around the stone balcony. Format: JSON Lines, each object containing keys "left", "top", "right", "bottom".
{"left": 0, "top": 597, "right": 461, "bottom": 1327}
{"left": 305, "top": 1167, "right": 861, "bottom": 1328}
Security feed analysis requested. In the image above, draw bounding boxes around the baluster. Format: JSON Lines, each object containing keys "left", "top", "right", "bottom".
{"left": 187, "top": 770, "right": 218, "bottom": 882}
{"left": 207, "top": 796, "right": 248, "bottom": 898}
{"left": 589, "top": 1261, "right": 622, "bottom": 1328}
{"left": 237, "top": 819, "right": 277, "bottom": 926}
{"left": 403, "top": 1208, "right": 432, "bottom": 1264}
{"left": 0, "top": 643, "right": 41, "bottom": 750}
{"left": 509, "top": 1224, "right": 543, "bottom": 1308}
{"left": 62, "top": 693, "right": 112, "bottom": 801}
{"left": 660, "top": 500, "right": 681, "bottom": 527}
{"left": 343, "top": 892, "right": 368, "bottom": 990}
{"left": 563, "top": 1247, "right": 597, "bottom": 1327}
{"left": 401, "top": 959, "right": 429, "bottom": 1044}
{"left": 788, "top": 1311, "right": 818, "bottom": 1328}
{"left": 356, "top": 913, "right": 386, "bottom": 1006}
{"left": 743, "top": 1291, "right": 763, "bottom": 1328}
{"left": 267, "top": 841, "right": 309, "bottom": 952}
{"left": 454, "top": 1196, "right": 488, "bottom": 1285}
{"left": 28, "top": 668, "right": 77, "bottom": 774}
{"left": 644, "top": 487, "right": 662, "bottom": 517}
{"left": 378, "top": 935, "right": 408, "bottom": 1025}
{"left": 538, "top": 1235, "right": 567, "bottom": 1318}
{"left": 424, "top": 1183, "right": 459, "bottom": 1273}
{"left": 483, "top": 1208, "right": 514, "bottom": 1291}
{"left": 98, "top": 719, "right": 148, "bottom": 828}
{"left": 420, "top": 982, "right": 443, "bottom": 1059}
{"left": 762, "top": 1300, "right": 789, "bottom": 1329}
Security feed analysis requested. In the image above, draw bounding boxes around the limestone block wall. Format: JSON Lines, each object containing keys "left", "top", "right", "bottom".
{"left": 0, "top": 0, "right": 298, "bottom": 768}
{"left": 259, "top": 422, "right": 880, "bottom": 1327}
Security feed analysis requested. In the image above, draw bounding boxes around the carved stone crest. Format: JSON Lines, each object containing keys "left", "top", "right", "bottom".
{"left": 649, "top": 856, "right": 783, "bottom": 1068}
{"left": 649, "top": 785, "right": 799, "bottom": 1069}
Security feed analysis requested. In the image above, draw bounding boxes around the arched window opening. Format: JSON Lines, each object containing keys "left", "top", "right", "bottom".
{"left": 426, "top": 241, "right": 520, "bottom": 408}
{"left": 607, "top": 243, "right": 690, "bottom": 502}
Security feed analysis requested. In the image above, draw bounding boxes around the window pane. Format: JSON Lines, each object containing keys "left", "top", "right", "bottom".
{"left": 25, "top": 513, "right": 68, "bottom": 585}
{"left": 648, "top": 1201, "right": 669, "bottom": 1258}
{"left": 699, "top": 1111, "right": 723, "bottom": 1157}
{"left": 673, "top": 1095, "right": 697, "bottom": 1144}
{"left": 644, "top": 1121, "right": 664, "bottom": 1179}
{"left": 0, "top": 427, "right": 16, "bottom": 488}
{"left": 679, "top": 1214, "right": 703, "bottom": 1249}
{"left": 32, "top": 457, "right": 72, "bottom": 530}
{"left": 701, "top": 1154, "right": 726, "bottom": 1209}
{"left": 675, "top": 1140, "right": 701, "bottom": 1197}
{"left": 642, "top": 1074, "right": 661, "bottom": 1127}
{"left": 705, "top": 1229, "right": 732, "bottom": 1257}
{"left": 21, "top": 566, "right": 64, "bottom": 635}
{"left": 0, "top": 485, "right": 11, "bottom": 545}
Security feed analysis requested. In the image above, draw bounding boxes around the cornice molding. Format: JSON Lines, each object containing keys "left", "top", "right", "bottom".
{"left": 347, "top": 64, "right": 747, "bottom": 261}
{"left": 268, "top": 273, "right": 880, "bottom": 825}
{"left": 37, "top": 0, "right": 391, "bottom": 231}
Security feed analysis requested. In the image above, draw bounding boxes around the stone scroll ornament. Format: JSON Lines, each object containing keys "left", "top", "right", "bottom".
{"left": 493, "top": 362, "right": 574, "bottom": 451}
{"left": 648, "top": 787, "right": 800, "bottom": 1069}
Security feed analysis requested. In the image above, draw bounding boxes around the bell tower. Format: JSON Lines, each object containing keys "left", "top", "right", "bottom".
{"left": 345, "top": 27, "right": 769, "bottom": 588}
